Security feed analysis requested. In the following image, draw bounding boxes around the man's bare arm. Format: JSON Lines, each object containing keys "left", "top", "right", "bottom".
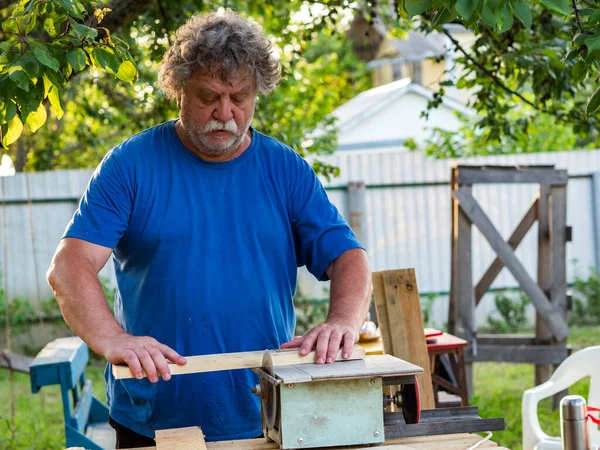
{"left": 46, "top": 238, "right": 185, "bottom": 382}
{"left": 281, "top": 248, "right": 372, "bottom": 363}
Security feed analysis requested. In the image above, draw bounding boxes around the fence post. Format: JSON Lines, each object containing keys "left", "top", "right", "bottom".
{"left": 591, "top": 172, "right": 600, "bottom": 270}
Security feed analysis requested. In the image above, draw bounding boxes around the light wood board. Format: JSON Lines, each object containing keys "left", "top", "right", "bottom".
{"left": 156, "top": 426, "right": 206, "bottom": 449}
{"left": 372, "top": 269, "right": 435, "bottom": 409}
{"left": 113, "top": 345, "right": 366, "bottom": 380}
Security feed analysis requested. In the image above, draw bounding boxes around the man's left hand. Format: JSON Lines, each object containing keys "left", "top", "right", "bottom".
{"left": 281, "top": 318, "right": 359, "bottom": 364}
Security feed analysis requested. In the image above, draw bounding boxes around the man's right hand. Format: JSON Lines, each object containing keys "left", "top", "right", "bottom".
{"left": 100, "top": 332, "right": 187, "bottom": 382}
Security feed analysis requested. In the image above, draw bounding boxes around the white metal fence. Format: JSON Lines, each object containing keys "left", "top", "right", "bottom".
{"left": 2, "top": 149, "right": 600, "bottom": 328}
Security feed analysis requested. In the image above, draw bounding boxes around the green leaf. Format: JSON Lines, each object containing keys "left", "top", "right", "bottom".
{"left": 499, "top": 4, "right": 514, "bottom": 32}
{"left": 0, "top": 48, "right": 19, "bottom": 66}
{"left": 92, "top": 47, "right": 120, "bottom": 74}
{"left": 589, "top": 9, "right": 600, "bottom": 24}
{"left": 586, "top": 85, "right": 600, "bottom": 114}
{"left": 1, "top": 18, "right": 18, "bottom": 33}
{"left": 25, "top": 102, "right": 47, "bottom": 133}
{"left": 70, "top": 22, "right": 98, "bottom": 39}
{"left": 432, "top": 7, "right": 457, "bottom": 26}
{"left": 512, "top": 1, "right": 532, "bottom": 28}
{"left": 44, "top": 17, "right": 60, "bottom": 37}
{"left": 48, "top": 86, "right": 64, "bottom": 119}
{"left": 66, "top": 48, "right": 87, "bottom": 71}
{"left": 585, "top": 35, "right": 600, "bottom": 52}
{"left": 25, "top": 14, "right": 37, "bottom": 35}
{"left": 116, "top": 60, "right": 136, "bottom": 83}
{"left": 42, "top": 74, "right": 53, "bottom": 97}
{"left": 456, "top": 0, "right": 479, "bottom": 21}
{"left": 4, "top": 102, "right": 17, "bottom": 123}
{"left": 539, "top": 0, "right": 570, "bottom": 15}
{"left": 405, "top": 0, "right": 431, "bottom": 18}
{"left": 55, "top": 0, "right": 84, "bottom": 19}
{"left": 9, "top": 68, "right": 30, "bottom": 91}
{"left": 2, "top": 114, "right": 23, "bottom": 147}
{"left": 30, "top": 42, "right": 60, "bottom": 71}
{"left": 481, "top": 4, "right": 497, "bottom": 27}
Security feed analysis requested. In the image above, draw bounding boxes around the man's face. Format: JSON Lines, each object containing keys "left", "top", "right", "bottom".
{"left": 178, "top": 66, "right": 256, "bottom": 158}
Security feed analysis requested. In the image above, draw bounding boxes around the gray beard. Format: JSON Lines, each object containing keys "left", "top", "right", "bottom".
{"left": 183, "top": 113, "right": 254, "bottom": 158}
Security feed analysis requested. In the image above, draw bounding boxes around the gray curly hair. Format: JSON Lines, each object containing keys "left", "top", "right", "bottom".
{"left": 158, "top": 10, "right": 281, "bottom": 99}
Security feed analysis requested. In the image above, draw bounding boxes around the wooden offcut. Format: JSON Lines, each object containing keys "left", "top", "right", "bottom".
{"left": 156, "top": 426, "right": 206, "bottom": 450}
{"left": 372, "top": 269, "right": 435, "bottom": 409}
{"left": 112, "top": 345, "right": 366, "bottom": 380}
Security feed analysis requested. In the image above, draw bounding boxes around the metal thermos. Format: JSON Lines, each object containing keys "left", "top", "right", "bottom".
{"left": 561, "top": 395, "right": 590, "bottom": 450}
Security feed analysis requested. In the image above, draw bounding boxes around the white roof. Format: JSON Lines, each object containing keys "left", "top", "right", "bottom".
{"left": 333, "top": 78, "right": 473, "bottom": 133}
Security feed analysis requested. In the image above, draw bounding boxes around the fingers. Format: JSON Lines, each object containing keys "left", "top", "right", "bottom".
{"left": 341, "top": 332, "right": 356, "bottom": 359}
{"left": 281, "top": 337, "right": 304, "bottom": 349}
{"left": 159, "top": 343, "right": 187, "bottom": 366}
{"left": 105, "top": 334, "right": 184, "bottom": 383}
{"left": 325, "top": 329, "right": 343, "bottom": 364}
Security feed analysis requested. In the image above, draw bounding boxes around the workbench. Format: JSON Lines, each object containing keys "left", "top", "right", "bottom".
{"left": 131, "top": 431, "right": 509, "bottom": 449}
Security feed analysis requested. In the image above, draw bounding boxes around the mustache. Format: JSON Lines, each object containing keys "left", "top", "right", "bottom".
{"left": 203, "top": 120, "right": 238, "bottom": 133}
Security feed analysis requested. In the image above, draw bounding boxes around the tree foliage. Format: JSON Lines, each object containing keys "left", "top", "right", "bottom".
{"left": 2, "top": 0, "right": 600, "bottom": 171}
{"left": 0, "top": 0, "right": 370, "bottom": 176}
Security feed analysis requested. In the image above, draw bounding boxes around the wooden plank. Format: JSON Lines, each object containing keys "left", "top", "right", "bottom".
{"left": 464, "top": 344, "right": 570, "bottom": 364}
{"left": 373, "top": 272, "right": 393, "bottom": 355}
{"left": 475, "top": 197, "right": 539, "bottom": 303}
{"left": 448, "top": 167, "right": 459, "bottom": 335}
{"left": 536, "top": 184, "right": 552, "bottom": 385}
{"left": 384, "top": 418, "right": 505, "bottom": 439}
{"left": 456, "top": 167, "right": 568, "bottom": 185}
{"left": 204, "top": 434, "right": 501, "bottom": 450}
{"left": 455, "top": 183, "right": 474, "bottom": 395}
{"left": 454, "top": 187, "right": 569, "bottom": 341}
{"left": 477, "top": 334, "right": 536, "bottom": 346}
{"left": 290, "top": 354, "right": 423, "bottom": 381}
{"left": 373, "top": 269, "right": 435, "bottom": 409}
{"left": 550, "top": 185, "right": 569, "bottom": 407}
{"left": 1, "top": 350, "right": 34, "bottom": 374}
{"left": 113, "top": 345, "right": 366, "bottom": 380}
{"left": 156, "top": 426, "right": 206, "bottom": 450}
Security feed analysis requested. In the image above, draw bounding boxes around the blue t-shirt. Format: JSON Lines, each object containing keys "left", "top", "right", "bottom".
{"left": 63, "top": 120, "right": 361, "bottom": 440}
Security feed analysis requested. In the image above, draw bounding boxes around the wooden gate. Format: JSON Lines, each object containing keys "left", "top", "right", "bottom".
{"left": 449, "top": 165, "right": 571, "bottom": 394}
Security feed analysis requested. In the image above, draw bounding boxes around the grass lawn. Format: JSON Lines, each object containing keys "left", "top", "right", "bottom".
{"left": 0, "top": 326, "right": 597, "bottom": 449}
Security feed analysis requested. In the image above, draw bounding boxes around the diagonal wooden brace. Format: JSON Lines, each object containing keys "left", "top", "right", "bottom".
{"left": 453, "top": 187, "right": 569, "bottom": 341}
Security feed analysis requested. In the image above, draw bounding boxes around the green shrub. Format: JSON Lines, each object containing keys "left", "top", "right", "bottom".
{"left": 570, "top": 268, "right": 600, "bottom": 326}
{"left": 293, "top": 289, "right": 328, "bottom": 337}
{"left": 485, "top": 291, "right": 531, "bottom": 333}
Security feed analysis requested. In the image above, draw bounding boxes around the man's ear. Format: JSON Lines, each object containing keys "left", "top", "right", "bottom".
{"left": 176, "top": 94, "right": 182, "bottom": 110}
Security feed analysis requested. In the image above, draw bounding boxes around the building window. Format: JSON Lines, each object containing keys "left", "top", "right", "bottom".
{"left": 392, "top": 63, "right": 403, "bottom": 81}
{"left": 412, "top": 61, "right": 422, "bottom": 84}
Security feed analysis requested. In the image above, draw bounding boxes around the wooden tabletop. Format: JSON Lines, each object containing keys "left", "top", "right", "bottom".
{"left": 130, "top": 431, "right": 508, "bottom": 450}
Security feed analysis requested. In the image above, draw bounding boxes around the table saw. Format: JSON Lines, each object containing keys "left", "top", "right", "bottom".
{"left": 112, "top": 346, "right": 504, "bottom": 450}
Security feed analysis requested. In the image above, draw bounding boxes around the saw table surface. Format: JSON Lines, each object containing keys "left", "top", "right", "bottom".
{"left": 131, "top": 432, "right": 508, "bottom": 450}
{"left": 271, "top": 354, "right": 423, "bottom": 383}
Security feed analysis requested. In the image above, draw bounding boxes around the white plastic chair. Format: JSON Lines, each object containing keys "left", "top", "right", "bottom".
{"left": 522, "top": 345, "right": 600, "bottom": 450}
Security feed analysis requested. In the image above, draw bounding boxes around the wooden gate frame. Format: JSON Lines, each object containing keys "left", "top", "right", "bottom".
{"left": 449, "top": 165, "right": 571, "bottom": 394}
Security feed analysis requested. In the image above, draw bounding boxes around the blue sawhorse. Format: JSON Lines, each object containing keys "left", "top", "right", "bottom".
{"left": 29, "top": 336, "right": 115, "bottom": 450}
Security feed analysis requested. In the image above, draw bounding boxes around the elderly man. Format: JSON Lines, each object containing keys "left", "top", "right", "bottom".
{"left": 46, "top": 10, "right": 371, "bottom": 448}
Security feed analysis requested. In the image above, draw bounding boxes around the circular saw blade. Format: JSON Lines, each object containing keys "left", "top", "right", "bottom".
{"left": 261, "top": 351, "right": 279, "bottom": 429}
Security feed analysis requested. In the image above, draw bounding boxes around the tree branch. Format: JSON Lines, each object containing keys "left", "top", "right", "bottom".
{"left": 92, "top": 0, "right": 150, "bottom": 34}
{"left": 442, "top": 28, "right": 552, "bottom": 114}
{"left": 572, "top": 0, "right": 593, "bottom": 34}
